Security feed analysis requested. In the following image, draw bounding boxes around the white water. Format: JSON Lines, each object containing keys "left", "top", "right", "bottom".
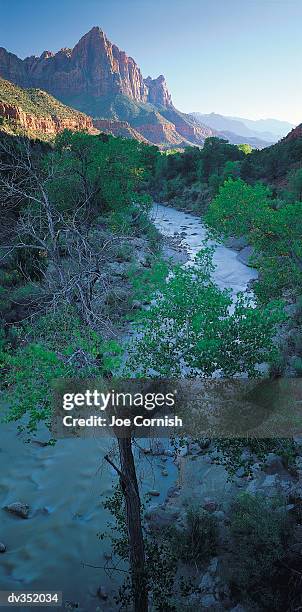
{"left": 0, "top": 204, "right": 257, "bottom": 610}
{"left": 151, "top": 203, "right": 258, "bottom": 298}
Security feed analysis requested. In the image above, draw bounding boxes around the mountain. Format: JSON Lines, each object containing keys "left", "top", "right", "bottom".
{"left": 0, "top": 77, "right": 97, "bottom": 139}
{"left": 191, "top": 113, "right": 272, "bottom": 148}
{"left": 192, "top": 112, "right": 294, "bottom": 143}
{"left": 232, "top": 116, "right": 295, "bottom": 138}
{"left": 216, "top": 130, "right": 273, "bottom": 149}
{"left": 0, "top": 27, "right": 236, "bottom": 148}
{"left": 0, "top": 27, "right": 280, "bottom": 149}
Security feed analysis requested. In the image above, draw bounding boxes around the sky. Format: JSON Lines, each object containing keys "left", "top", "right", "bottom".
{"left": 0, "top": 0, "right": 301, "bottom": 124}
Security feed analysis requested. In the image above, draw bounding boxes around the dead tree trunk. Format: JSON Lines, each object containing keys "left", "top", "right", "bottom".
{"left": 105, "top": 437, "right": 148, "bottom": 612}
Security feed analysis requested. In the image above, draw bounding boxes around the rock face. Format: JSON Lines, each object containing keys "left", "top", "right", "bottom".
{"left": 144, "top": 75, "right": 172, "bottom": 107}
{"left": 93, "top": 118, "right": 148, "bottom": 142}
{"left": 0, "top": 99, "right": 94, "bottom": 136}
{"left": 284, "top": 123, "right": 302, "bottom": 141}
{"left": 0, "top": 77, "right": 97, "bottom": 139}
{"left": 0, "top": 27, "right": 173, "bottom": 109}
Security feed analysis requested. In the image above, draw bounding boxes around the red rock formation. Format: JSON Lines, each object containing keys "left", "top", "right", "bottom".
{"left": 144, "top": 75, "right": 172, "bottom": 107}
{"left": 134, "top": 120, "right": 185, "bottom": 146}
{"left": 0, "top": 100, "right": 96, "bottom": 137}
{"left": 0, "top": 28, "right": 220, "bottom": 147}
{"left": 284, "top": 123, "right": 302, "bottom": 141}
{"left": 163, "top": 108, "right": 214, "bottom": 144}
{"left": 0, "top": 28, "right": 173, "bottom": 108}
{"left": 93, "top": 118, "right": 149, "bottom": 142}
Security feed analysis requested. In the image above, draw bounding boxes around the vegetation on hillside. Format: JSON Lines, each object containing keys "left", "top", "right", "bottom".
{"left": 0, "top": 77, "right": 92, "bottom": 119}
{"left": 154, "top": 133, "right": 302, "bottom": 211}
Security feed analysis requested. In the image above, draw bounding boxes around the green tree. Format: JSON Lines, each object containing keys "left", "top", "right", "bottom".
{"left": 238, "top": 143, "right": 252, "bottom": 155}
{"left": 127, "top": 249, "right": 282, "bottom": 377}
{"left": 206, "top": 178, "right": 302, "bottom": 301}
{"left": 205, "top": 178, "right": 272, "bottom": 239}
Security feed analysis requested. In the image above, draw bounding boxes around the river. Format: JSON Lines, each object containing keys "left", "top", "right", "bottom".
{"left": 0, "top": 204, "right": 257, "bottom": 611}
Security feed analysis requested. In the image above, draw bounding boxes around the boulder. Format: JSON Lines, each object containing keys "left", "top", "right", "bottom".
{"left": 225, "top": 236, "right": 249, "bottom": 251}
{"left": 208, "top": 557, "right": 219, "bottom": 575}
{"left": 237, "top": 246, "right": 256, "bottom": 266}
{"left": 264, "top": 453, "right": 287, "bottom": 475}
{"left": 4, "top": 501, "right": 30, "bottom": 519}
{"left": 0, "top": 542, "right": 6, "bottom": 553}
{"left": 188, "top": 442, "right": 202, "bottom": 456}
{"left": 199, "top": 571, "right": 214, "bottom": 592}
{"left": 203, "top": 498, "right": 218, "bottom": 512}
{"left": 97, "top": 586, "right": 108, "bottom": 601}
{"left": 200, "top": 594, "right": 216, "bottom": 608}
{"left": 145, "top": 506, "right": 180, "bottom": 529}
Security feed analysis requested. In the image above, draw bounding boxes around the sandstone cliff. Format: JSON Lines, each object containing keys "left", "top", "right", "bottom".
{"left": 92, "top": 118, "right": 149, "bottom": 143}
{"left": 0, "top": 77, "right": 97, "bottom": 139}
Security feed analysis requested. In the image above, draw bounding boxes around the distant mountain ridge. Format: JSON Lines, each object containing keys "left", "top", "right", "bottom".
{"left": 191, "top": 112, "right": 294, "bottom": 143}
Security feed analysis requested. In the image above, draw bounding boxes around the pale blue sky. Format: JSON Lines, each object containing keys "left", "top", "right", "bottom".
{"left": 0, "top": 0, "right": 301, "bottom": 123}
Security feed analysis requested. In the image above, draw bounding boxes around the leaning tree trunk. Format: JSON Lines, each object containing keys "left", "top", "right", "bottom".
{"left": 117, "top": 437, "right": 148, "bottom": 612}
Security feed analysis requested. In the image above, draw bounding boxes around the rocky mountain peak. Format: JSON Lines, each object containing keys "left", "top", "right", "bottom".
{"left": 0, "top": 27, "right": 173, "bottom": 111}
{"left": 144, "top": 74, "right": 172, "bottom": 107}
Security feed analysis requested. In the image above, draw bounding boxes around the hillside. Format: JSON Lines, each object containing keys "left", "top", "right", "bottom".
{"left": 0, "top": 77, "right": 97, "bottom": 139}
{"left": 240, "top": 122, "right": 302, "bottom": 184}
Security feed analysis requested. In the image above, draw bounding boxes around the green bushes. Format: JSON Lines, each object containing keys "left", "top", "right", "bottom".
{"left": 154, "top": 138, "right": 246, "bottom": 212}
{"left": 0, "top": 305, "right": 123, "bottom": 432}
{"left": 169, "top": 507, "right": 218, "bottom": 565}
{"left": 206, "top": 178, "right": 302, "bottom": 303}
{"left": 229, "top": 493, "right": 293, "bottom": 609}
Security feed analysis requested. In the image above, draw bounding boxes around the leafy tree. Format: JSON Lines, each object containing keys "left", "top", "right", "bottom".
{"left": 206, "top": 178, "right": 302, "bottom": 301}
{"left": 237, "top": 143, "right": 252, "bottom": 155}
{"left": 205, "top": 178, "right": 272, "bottom": 241}
{"left": 127, "top": 249, "right": 283, "bottom": 377}
{"left": 51, "top": 130, "right": 151, "bottom": 215}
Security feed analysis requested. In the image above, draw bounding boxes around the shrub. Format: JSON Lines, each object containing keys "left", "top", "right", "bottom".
{"left": 115, "top": 242, "right": 133, "bottom": 262}
{"left": 169, "top": 507, "right": 218, "bottom": 565}
{"left": 229, "top": 492, "right": 293, "bottom": 609}
{"left": 10, "top": 282, "right": 43, "bottom": 305}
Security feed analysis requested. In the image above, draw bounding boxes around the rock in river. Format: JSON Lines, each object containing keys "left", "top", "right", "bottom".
{"left": 4, "top": 501, "right": 30, "bottom": 519}
{"left": 0, "top": 542, "right": 6, "bottom": 553}
{"left": 237, "top": 245, "right": 256, "bottom": 266}
{"left": 97, "top": 586, "right": 108, "bottom": 600}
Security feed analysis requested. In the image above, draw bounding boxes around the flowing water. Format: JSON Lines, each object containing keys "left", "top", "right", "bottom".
{"left": 0, "top": 204, "right": 257, "bottom": 610}
{"left": 151, "top": 203, "right": 258, "bottom": 297}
